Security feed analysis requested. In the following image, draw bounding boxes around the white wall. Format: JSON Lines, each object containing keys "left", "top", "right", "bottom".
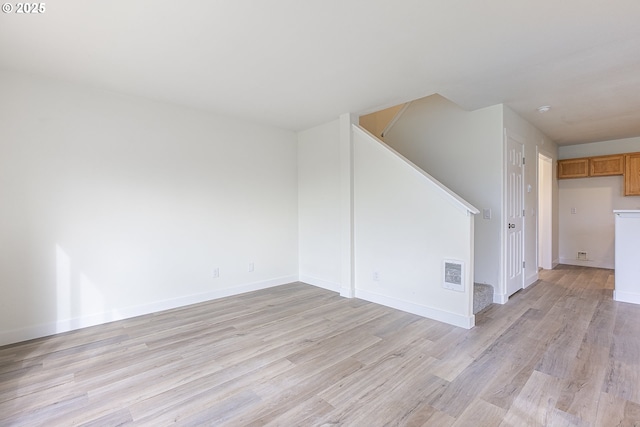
{"left": 297, "top": 119, "right": 342, "bottom": 291}
{"left": 559, "top": 136, "right": 640, "bottom": 159}
{"left": 503, "top": 106, "right": 558, "bottom": 285}
{"left": 383, "top": 95, "right": 503, "bottom": 295}
{"left": 558, "top": 137, "right": 640, "bottom": 269}
{"left": 353, "top": 127, "right": 476, "bottom": 328}
{"left": 0, "top": 71, "right": 299, "bottom": 345}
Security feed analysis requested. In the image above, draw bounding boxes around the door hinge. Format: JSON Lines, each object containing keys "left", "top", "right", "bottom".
{"left": 523, "top": 209, "right": 526, "bottom": 217}
{"left": 522, "top": 261, "right": 526, "bottom": 269}
{"left": 522, "top": 157, "right": 526, "bottom": 165}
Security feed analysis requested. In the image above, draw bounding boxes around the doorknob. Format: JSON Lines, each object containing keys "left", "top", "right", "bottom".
{"left": 508, "top": 223, "right": 515, "bottom": 229}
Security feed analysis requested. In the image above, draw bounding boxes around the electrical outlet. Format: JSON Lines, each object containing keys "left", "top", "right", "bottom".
{"left": 212, "top": 268, "right": 219, "bottom": 278}
{"left": 373, "top": 271, "right": 380, "bottom": 281}
{"left": 248, "top": 262, "right": 254, "bottom": 272}
{"left": 577, "top": 252, "right": 587, "bottom": 260}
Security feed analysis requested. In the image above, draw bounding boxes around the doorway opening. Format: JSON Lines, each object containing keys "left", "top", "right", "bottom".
{"left": 538, "top": 152, "right": 553, "bottom": 270}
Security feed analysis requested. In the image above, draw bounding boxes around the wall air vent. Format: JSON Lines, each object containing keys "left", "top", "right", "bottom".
{"left": 443, "top": 259, "right": 464, "bottom": 292}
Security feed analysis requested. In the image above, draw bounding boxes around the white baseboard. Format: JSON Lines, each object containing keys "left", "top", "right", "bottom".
{"left": 354, "top": 288, "right": 474, "bottom": 329}
{"left": 614, "top": 290, "right": 640, "bottom": 305}
{"left": 525, "top": 272, "right": 539, "bottom": 288}
{"left": 553, "top": 259, "right": 560, "bottom": 268}
{"left": 559, "top": 258, "right": 613, "bottom": 269}
{"left": 340, "top": 287, "right": 355, "bottom": 298}
{"left": 493, "top": 293, "right": 508, "bottom": 304}
{"left": 298, "top": 275, "right": 341, "bottom": 293}
{"left": 0, "top": 275, "right": 298, "bottom": 347}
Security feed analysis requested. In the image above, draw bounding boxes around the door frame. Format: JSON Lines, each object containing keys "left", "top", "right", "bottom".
{"left": 537, "top": 150, "right": 553, "bottom": 270}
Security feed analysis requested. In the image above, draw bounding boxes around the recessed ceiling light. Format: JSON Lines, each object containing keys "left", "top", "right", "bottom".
{"left": 537, "top": 105, "right": 551, "bottom": 113}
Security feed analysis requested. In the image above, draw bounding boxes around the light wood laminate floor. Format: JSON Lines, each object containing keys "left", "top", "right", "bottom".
{"left": 1, "top": 265, "right": 639, "bottom": 426}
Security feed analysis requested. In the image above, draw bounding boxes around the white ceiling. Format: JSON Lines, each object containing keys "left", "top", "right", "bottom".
{"left": 2, "top": 1, "right": 640, "bottom": 145}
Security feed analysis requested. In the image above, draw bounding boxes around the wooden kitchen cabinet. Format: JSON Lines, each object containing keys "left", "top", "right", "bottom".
{"left": 590, "top": 154, "right": 624, "bottom": 176}
{"left": 558, "top": 158, "right": 589, "bottom": 179}
{"left": 624, "top": 152, "right": 640, "bottom": 196}
{"left": 558, "top": 152, "right": 640, "bottom": 196}
{"left": 558, "top": 154, "right": 624, "bottom": 179}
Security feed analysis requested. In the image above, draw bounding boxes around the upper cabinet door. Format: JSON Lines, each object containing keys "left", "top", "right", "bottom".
{"left": 590, "top": 154, "right": 624, "bottom": 176}
{"left": 558, "top": 158, "right": 589, "bottom": 179}
{"left": 624, "top": 153, "right": 640, "bottom": 196}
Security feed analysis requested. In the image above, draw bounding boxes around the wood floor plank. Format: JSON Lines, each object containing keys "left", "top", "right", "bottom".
{"left": 1, "top": 268, "right": 639, "bottom": 426}
{"left": 500, "top": 369, "right": 566, "bottom": 426}
{"left": 556, "top": 338, "right": 610, "bottom": 421}
{"left": 0, "top": 392, "right": 89, "bottom": 426}
{"left": 226, "top": 357, "right": 364, "bottom": 426}
{"left": 318, "top": 347, "right": 437, "bottom": 408}
{"left": 137, "top": 388, "right": 261, "bottom": 426}
{"left": 452, "top": 398, "right": 506, "bottom": 427}
{"left": 0, "top": 371, "right": 75, "bottom": 404}
{"left": 478, "top": 335, "right": 547, "bottom": 411}
{"left": 318, "top": 355, "right": 444, "bottom": 426}
{"left": 127, "top": 356, "right": 294, "bottom": 421}
{"left": 594, "top": 391, "right": 640, "bottom": 427}
{"left": 261, "top": 396, "right": 335, "bottom": 427}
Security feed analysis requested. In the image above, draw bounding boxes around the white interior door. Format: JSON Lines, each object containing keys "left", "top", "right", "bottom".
{"left": 506, "top": 133, "right": 524, "bottom": 296}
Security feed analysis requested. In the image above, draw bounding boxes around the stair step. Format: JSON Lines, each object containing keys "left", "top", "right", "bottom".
{"left": 473, "top": 283, "right": 494, "bottom": 314}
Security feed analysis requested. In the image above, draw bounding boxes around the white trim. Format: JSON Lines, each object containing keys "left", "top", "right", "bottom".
{"left": 525, "top": 271, "right": 539, "bottom": 288}
{"left": 499, "top": 128, "right": 507, "bottom": 300}
{"left": 340, "top": 113, "right": 357, "bottom": 298}
{"left": 468, "top": 217, "right": 476, "bottom": 316}
{"left": 340, "top": 287, "right": 354, "bottom": 298}
{"left": 299, "top": 275, "right": 341, "bottom": 293}
{"left": 0, "top": 275, "right": 298, "bottom": 346}
{"left": 558, "top": 258, "right": 614, "bottom": 269}
{"left": 614, "top": 290, "right": 640, "bottom": 305}
{"left": 494, "top": 293, "right": 508, "bottom": 304}
{"left": 537, "top": 149, "right": 554, "bottom": 271}
{"left": 353, "top": 125, "right": 479, "bottom": 216}
{"left": 355, "top": 289, "right": 475, "bottom": 329}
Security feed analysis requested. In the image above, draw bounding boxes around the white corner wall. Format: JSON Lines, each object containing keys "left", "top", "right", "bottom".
{"left": 353, "top": 127, "right": 476, "bottom": 328}
{"left": 0, "top": 70, "right": 299, "bottom": 345}
{"left": 558, "top": 137, "right": 640, "bottom": 269}
{"left": 297, "top": 119, "right": 342, "bottom": 291}
{"left": 559, "top": 137, "right": 640, "bottom": 159}
{"left": 383, "top": 95, "right": 503, "bottom": 296}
